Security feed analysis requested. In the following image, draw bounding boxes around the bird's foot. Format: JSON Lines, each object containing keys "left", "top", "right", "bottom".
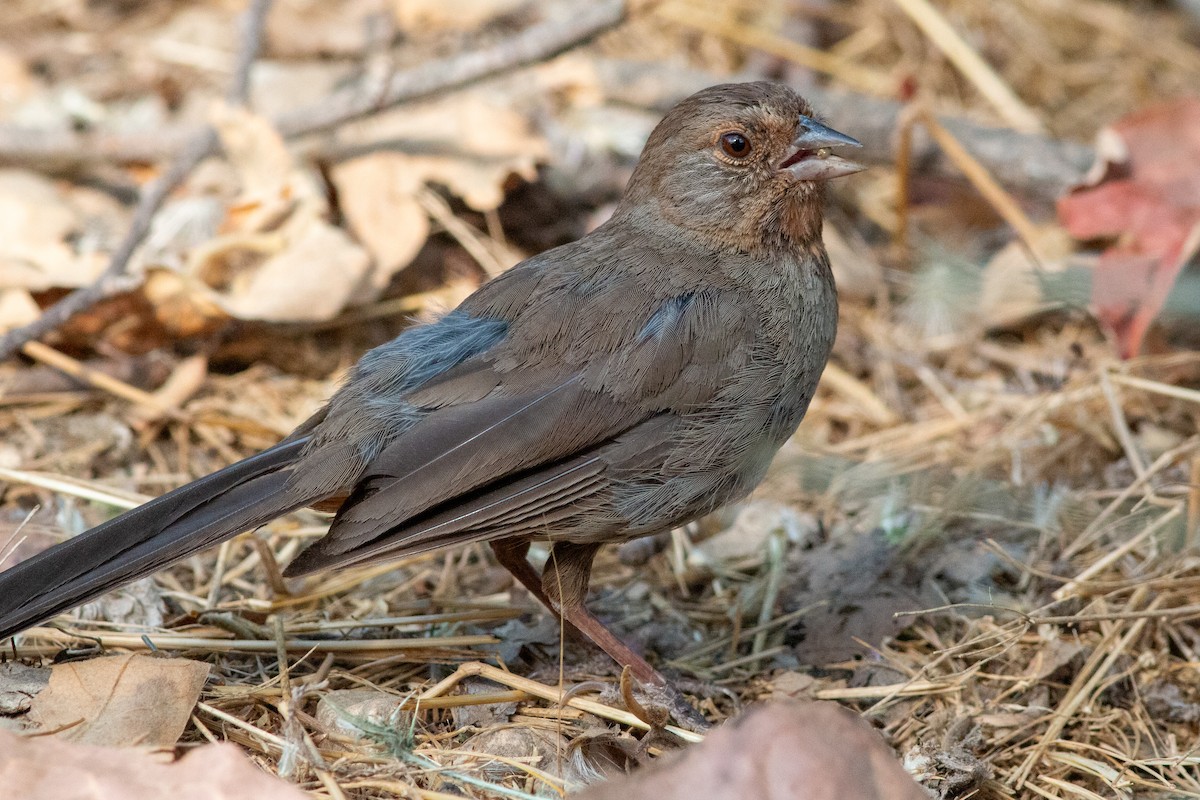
{"left": 621, "top": 665, "right": 712, "bottom": 733}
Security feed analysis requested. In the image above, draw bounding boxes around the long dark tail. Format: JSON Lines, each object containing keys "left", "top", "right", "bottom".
{"left": 0, "top": 438, "right": 314, "bottom": 641}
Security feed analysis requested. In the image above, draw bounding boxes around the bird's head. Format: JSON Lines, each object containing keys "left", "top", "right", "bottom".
{"left": 617, "top": 82, "right": 864, "bottom": 252}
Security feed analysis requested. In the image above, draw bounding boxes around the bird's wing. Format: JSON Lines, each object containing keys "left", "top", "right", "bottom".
{"left": 284, "top": 279, "right": 752, "bottom": 575}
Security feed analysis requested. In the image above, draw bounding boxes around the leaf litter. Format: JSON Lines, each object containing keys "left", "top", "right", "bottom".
{"left": 1, "top": 0, "right": 1200, "bottom": 799}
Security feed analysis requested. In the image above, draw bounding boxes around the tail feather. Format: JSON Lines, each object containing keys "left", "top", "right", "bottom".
{"left": 0, "top": 438, "right": 313, "bottom": 641}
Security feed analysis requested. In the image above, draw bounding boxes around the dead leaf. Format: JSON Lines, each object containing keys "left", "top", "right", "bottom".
{"left": 331, "top": 89, "right": 546, "bottom": 287}
{"left": 0, "top": 287, "right": 39, "bottom": 332}
{"left": 454, "top": 725, "right": 567, "bottom": 780}
{"left": 784, "top": 530, "right": 921, "bottom": 665}
{"left": 1023, "top": 631, "right": 1083, "bottom": 681}
{"left": 0, "top": 662, "right": 50, "bottom": 717}
{"left": 575, "top": 702, "right": 927, "bottom": 800}
{"left": 0, "top": 729, "right": 308, "bottom": 800}
{"left": 1143, "top": 682, "right": 1200, "bottom": 723}
{"left": 215, "top": 219, "right": 371, "bottom": 321}
{"left": 335, "top": 89, "right": 547, "bottom": 211}
{"left": 689, "top": 500, "right": 814, "bottom": 568}
{"left": 139, "top": 106, "right": 372, "bottom": 324}
{"left": 767, "top": 671, "right": 818, "bottom": 702}
{"left": 0, "top": 170, "right": 103, "bottom": 291}
{"left": 330, "top": 154, "right": 431, "bottom": 285}
{"left": 315, "top": 688, "right": 410, "bottom": 739}
{"left": 1058, "top": 96, "right": 1200, "bottom": 357}
{"left": 28, "top": 654, "right": 209, "bottom": 746}
{"left": 491, "top": 614, "right": 563, "bottom": 664}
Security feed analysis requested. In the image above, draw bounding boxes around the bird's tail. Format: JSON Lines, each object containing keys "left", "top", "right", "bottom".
{"left": 0, "top": 438, "right": 314, "bottom": 641}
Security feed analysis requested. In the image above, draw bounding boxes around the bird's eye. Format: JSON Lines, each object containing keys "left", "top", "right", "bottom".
{"left": 719, "top": 131, "right": 752, "bottom": 159}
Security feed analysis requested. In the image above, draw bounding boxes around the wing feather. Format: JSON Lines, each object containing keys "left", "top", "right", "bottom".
{"left": 285, "top": 276, "right": 755, "bottom": 576}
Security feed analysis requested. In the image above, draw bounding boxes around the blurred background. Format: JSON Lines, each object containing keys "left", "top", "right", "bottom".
{"left": 1, "top": 1, "right": 1199, "bottom": 798}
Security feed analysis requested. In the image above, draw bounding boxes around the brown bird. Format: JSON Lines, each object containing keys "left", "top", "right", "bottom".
{"left": 0, "top": 82, "right": 861, "bottom": 723}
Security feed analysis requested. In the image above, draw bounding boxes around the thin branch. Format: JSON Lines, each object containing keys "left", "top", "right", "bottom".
{"left": 228, "top": 0, "right": 275, "bottom": 107}
{"left": 273, "top": 0, "right": 626, "bottom": 137}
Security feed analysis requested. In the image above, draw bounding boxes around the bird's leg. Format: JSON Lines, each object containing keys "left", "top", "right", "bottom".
{"left": 491, "top": 540, "right": 557, "bottom": 610}
{"left": 538, "top": 542, "right": 654, "bottom": 682}
{"left": 541, "top": 541, "right": 708, "bottom": 731}
{"left": 491, "top": 539, "right": 707, "bottom": 730}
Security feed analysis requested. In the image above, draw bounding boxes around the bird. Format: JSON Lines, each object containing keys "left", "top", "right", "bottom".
{"left": 0, "top": 82, "right": 862, "bottom": 724}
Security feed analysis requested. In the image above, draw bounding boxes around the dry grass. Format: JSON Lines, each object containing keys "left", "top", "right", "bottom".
{"left": 3, "top": 0, "right": 1200, "bottom": 798}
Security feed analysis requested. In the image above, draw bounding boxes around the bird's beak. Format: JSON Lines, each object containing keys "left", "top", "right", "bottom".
{"left": 780, "top": 115, "right": 866, "bottom": 181}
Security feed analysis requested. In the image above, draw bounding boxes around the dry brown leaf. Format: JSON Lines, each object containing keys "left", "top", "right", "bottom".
{"left": 215, "top": 219, "right": 371, "bottom": 321}
{"left": 0, "top": 170, "right": 103, "bottom": 291}
{"left": 1058, "top": 96, "right": 1200, "bottom": 357}
{"left": 0, "top": 729, "right": 308, "bottom": 800}
{"left": 28, "top": 653, "right": 209, "bottom": 747}
{"left": 139, "top": 106, "right": 372, "bottom": 324}
{"left": 0, "top": 662, "right": 50, "bottom": 717}
{"left": 576, "top": 702, "right": 927, "bottom": 800}
{"left": 331, "top": 89, "right": 546, "bottom": 286}
{"left": 978, "top": 226, "right": 1075, "bottom": 327}
{"left": 330, "top": 154, "right": 431, "bottom": 286}
{"left": 335, "top": 89, "right": 546, "bottom": 210}
{"left": 767, "top": 671, "right": 819, "bottom": 702}
{"left": 211, "top": 104, "right": 314, "bottom": 231}
{"left": 0, "top": 287, "right": 39, "bottom": 332}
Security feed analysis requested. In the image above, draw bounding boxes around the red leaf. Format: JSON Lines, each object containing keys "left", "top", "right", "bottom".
{"left": 1057, "top": 97, "right": 1200, "bottom": 358}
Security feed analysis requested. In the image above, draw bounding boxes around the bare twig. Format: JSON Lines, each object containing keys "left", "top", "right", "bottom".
{"left": 228, "top": 0, "right": 276, "bottom": 107}
{"left": 18, "top": 341, "right": 187, "bottom": 420}
{"left": 274, "top": 0, "right": 626, "bottom": 137}
{"left": 892, "top": 102, "right": 920, "bottom": 266}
